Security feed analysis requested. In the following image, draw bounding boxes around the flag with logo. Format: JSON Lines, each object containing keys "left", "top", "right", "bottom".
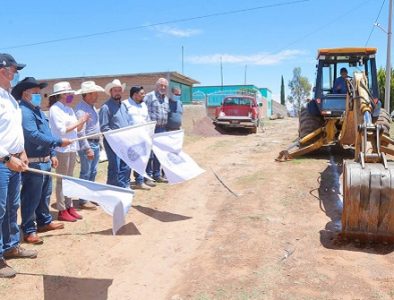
{"left": 152, "top": 130, "right": 205, "bottom": 184}
{"left": 63, "top": 178, "right": 134, "bottom": 234}
{"left": 103, "top": 121, "right": 156, "bottom": 179}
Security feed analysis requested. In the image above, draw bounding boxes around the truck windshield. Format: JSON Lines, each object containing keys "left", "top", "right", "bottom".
{"left": 320, "top": 57, "right": 373, "bottom": 96}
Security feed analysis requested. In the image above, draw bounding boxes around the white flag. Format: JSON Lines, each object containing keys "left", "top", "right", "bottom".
{"left": 103, "top": 122, "right": 156, "bottom": 179}
{"left": 63, "top": 178, "right": 134, "bottom": 234}
{"left": 152, "top": 130, "right": 205, "bottom": 184}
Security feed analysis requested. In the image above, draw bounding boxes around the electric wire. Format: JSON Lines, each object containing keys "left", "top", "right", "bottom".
{"left": 365, "top": 0, "right": 387, "bottom": 46}
{"left": 0, "top": 0, "right": 308, "bottom": 50}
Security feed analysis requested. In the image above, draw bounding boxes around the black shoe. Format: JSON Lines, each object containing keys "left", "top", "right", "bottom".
{"left": 153, "top": 176, "right": 168, "bottom": 183}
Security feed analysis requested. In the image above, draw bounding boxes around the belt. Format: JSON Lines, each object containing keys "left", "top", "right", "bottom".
{"left": 156, "top": 124, "right": 167, "bottom": 128}
{"left": 28, "top": 156, "right": 50, "bottom": 163}
{"left": 0, "top": 152, "right": 22, "bottom": 162}
{"left": 87, "top": 139, "right": 100, "bottom": 143}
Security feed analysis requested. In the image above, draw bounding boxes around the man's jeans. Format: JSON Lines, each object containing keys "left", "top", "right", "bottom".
{"left": 146, "top": 127, "right": 166, "bottom": 179}
{"left": 134, "top": 171, "right": 144, "bottom": 185}
{"left": 21, "top": 161, "right": 53, "bottom": 234}
{"left": 103, "top": 138, "right": 131, "bottom": 188}
{"left": 0, "top": 163, "right": 21, "bottom": 258}
{"left": 78, "top": 141, "right": 100, "bottom": 204}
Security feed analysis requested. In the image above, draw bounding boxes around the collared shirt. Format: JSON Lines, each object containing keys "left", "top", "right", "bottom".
{"left": 167, "top": 98, "right": 183, "bottom": 130}
{"left": 99, "top": 97, "right": 132, "bottom": 132}
{"left": 144, "top": 91, "right": 169, "bottom": 127}
{"left": 123, "top": 97, "right": 150, "bottom": 125}
{"left": 74, "top": 99, "right": 100, "bottom": 151}
{"left": 20, "top": 100, "right": 62, "bottom": 158}
{"left": 0, "top": 87, "right": 24, "bottom": 157}
{"left": 334, "top": 76, "right": 348, "bottom": 94}
{"left": 49, "top": 101, "right": 79, "bottom": 152}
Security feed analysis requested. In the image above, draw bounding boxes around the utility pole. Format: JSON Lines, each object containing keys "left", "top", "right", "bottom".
{"left": 181, "top": 45, "right": 184, "bottom": 74}
{"left": 244, "top": 65, "right": 247, "bottom": 85}
{"left": 220, "top": 56, "right": 223, "bottom": 90}
{"left": 385, "top": 0, "right": 393, "bottom": 113}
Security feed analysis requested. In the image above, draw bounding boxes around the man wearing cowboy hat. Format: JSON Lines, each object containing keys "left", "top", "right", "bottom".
{"left": 0, "top": 54, "right": 38, "bottom": 278}
{"left": 99, "top": 79, "right": 132, "bottom": 188}
{"left": 74, "top": 81, "right": 105, "bottom": 209}
{"left": 12, "top": 77, "right": 72, "bottom": 245}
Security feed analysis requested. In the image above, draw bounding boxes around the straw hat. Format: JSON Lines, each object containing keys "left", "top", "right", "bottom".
{"left": 75, "top": 81, "right": 105, "bottom": 95}
{"left": 49, "top": 81, "right": 75, "bottom": 97}
{"left": 104, "top": 79, "right": 126, "bottom": 96}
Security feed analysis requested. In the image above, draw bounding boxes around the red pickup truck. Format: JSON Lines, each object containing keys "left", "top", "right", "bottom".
{"left": 214, "top": 95, "right": 262, "bottom": 133}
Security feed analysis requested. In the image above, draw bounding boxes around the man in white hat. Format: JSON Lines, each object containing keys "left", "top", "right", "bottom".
{"left": 74, "top": 81, "right": 105, "bottom": 209}
{"left": 99, "top": 79, "right": 132, "bottom": 188}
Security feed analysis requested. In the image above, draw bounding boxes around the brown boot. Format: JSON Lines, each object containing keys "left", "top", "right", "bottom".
{"left": 37, "top": 222, "right": 64, "bottom": 233}
{"left": 3, "top": 245, "right": 37, "bottom": 259}
{"left": 23, "top": 233, "right": 43, "bottom": 245}
{"left": 0, "top": 259, "right": 16, "bottom": 278}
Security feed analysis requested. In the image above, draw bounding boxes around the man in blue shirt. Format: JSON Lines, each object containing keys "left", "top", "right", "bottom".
{"left": 99, "top": 79, "right": 132, "bottom": 188}
{"left": 12, "top": 77, "right": 71, "bottom": 245}
{"left": 333, "top": 67, "right": 349, "bottom": 94}
{"left": 75, "top": 81, "right": 105, "bottom": 209}
{"left": 144, "top": 78, "right": 169, "bottom": 183}
{"left": 167, "top": 87, "right": 183, "bottom": 131}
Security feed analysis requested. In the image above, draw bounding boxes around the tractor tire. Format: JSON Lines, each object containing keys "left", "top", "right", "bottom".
{"left": 298, "top": 107, "right": 324, "bottom": 145}
{"left": 375, "top": 108, "right": 391, "bottom": 135}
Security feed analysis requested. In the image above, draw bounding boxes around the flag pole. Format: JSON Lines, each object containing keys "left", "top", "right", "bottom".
{"left": 26, "top": 168, "right": 134, "bottom": 194}
{"left": 70, "top": 121, "right": 157, "bottom": 143}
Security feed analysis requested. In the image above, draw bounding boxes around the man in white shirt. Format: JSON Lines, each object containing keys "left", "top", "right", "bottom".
{"left": 123, "top": 86, "right": 153, "bottom": 190}
{"left": 0, "top": 53, "right": 37, "bottom": 278}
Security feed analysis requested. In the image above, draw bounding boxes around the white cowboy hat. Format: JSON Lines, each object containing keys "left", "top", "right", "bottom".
{"left": 75, "top": 81, "right": 105, "bottom": 95}
{"left": 49, "top": 81, "right": 75, "bottom": 97}
{"left": 104, "top": 79, "right": 126, "bottom": 96}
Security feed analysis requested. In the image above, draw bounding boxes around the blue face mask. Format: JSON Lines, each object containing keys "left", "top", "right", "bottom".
{"left": 31, "top": 93, "right": 42, "bottom": 107}
{"left": 10, "top": 72, "right": 19, "bottom": 88}
{"left": 172, "top": 95, "right": 181, "bottom": 102}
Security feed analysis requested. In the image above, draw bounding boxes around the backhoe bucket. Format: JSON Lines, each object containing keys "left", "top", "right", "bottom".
{"left": 342, "top": 160, "right": 394, "bottom": 242}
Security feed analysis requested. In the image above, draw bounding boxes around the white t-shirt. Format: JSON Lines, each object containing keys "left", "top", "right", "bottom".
{"left": 49, "top": 101, "right": 79, "bottom": 153}
{"left": 0, "top": 87, "right": 24, "bottom": 157}
{"left": 123, "top": 97, "right": 150, "bottom": 125}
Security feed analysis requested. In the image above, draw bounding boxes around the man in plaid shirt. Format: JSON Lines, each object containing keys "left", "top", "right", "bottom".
{"left": 144, "top": 78, "right": 169, "bottom": 183}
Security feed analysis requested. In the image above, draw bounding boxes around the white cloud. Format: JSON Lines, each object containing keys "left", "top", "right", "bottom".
{"left": 155, "top": 25, "right": 202, "bottom": 37}
{"left": 186, "top": 50, "right": 306, "bottom": 65}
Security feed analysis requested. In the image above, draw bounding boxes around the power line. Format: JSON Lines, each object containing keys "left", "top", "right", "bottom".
{"left": 1, "top": 0, "right": 308, "bottom": 50}
{"left": 365, "top": 0, "right": 387, "bottom": 46}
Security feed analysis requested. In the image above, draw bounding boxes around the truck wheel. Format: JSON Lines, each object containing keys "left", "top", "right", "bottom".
{"left": 250, "top": 126, "right": 257, "bottom": 134}
{"left": 299, "top": 107, "right": 324, "bottom": 145}
{"left": 375, "top": 108, "right": 391, "bottom": 135}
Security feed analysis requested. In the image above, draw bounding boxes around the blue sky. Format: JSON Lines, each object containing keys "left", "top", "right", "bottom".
{"left": 0, "top": 0, "right": 391, "bottom": 101}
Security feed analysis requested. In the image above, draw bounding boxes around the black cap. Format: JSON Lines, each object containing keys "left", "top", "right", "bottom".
{"left": 340, "top": 67, "right": 348, "bottom": 73}
{"left": 130, "top": 85, "right": 143, "bottom": 98}
{"left": 11, "top": 77, "right": 47, "bottom": 100}
{"left": 0, "top": 53, "right": 26, "bottom": 70}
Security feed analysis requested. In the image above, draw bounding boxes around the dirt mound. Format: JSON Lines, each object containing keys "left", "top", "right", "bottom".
{"left": 191, "top": 116, "right": 221, "bottom": 137}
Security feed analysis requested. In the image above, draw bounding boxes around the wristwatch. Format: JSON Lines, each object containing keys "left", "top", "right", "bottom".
{"left": 3, "top": 154, "right": 12, "bottom": 163}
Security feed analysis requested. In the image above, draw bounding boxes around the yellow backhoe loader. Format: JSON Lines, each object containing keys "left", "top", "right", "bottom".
{"left": 277, "top": 48, "right": 394, "bottom": 242}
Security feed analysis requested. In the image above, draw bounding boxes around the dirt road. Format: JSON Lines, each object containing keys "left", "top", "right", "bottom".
{"left": 2, "top": 118, "right": 394, "bottom": 300}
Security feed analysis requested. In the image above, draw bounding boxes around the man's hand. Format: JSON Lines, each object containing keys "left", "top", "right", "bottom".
{"left": 61, "top": 138, "right": 72, "bottom": 147}
{"left": 19, "top": 151, "right": 29, "bottom": 165}
{"left": 6, "top": 157, "right": 27, "bottom": 172}
{"left": 86, "top": 148, "right": 94, "bottom": 160}
{"left": 51, "top": 156, "right": 59, "bottom": 168}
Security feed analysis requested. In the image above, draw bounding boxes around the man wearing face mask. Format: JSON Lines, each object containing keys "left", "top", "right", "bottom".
{"left": 144, "top": 78, "right": 169, "bottom": 183}
{"left": 167, "top": 87, "right": 183, "bottom": 131}
{"left": 11, "top": 77, "right": 72, "bottom": 245}
{"left": 0, "top": 54, "right": 37, "bottom": 278}
{"left": 99, "top": 79, "right": 132, "bottom": 188}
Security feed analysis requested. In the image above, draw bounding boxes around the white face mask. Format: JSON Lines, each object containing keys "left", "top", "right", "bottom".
{"left": 172, "top": 95, "right": 181, "bottom": 102}
{"left": 10, "top": 72, "right": 20, "bottom": 87}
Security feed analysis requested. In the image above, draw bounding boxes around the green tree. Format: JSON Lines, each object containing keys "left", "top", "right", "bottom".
{"left": 280, "top": 75, "right": 285, "bottom": 106}
{"left": 287, "top": 67, "right": 311, "bottom": 116}
{"left": 377, "top": 66, "right": 394, "bottom": 112}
